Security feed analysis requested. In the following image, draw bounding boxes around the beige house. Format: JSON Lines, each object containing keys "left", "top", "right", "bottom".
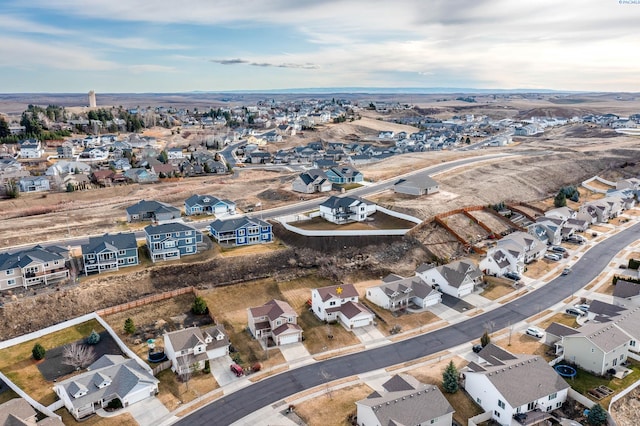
{"left": 247, "top": 299, "right": 303, "bottom": 346}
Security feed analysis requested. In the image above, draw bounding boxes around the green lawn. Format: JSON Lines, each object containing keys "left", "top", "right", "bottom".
{"left": 567, "top": 359, "right": 640, "bottom": 407}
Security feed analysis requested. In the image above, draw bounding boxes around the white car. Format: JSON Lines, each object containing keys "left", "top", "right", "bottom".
{"left": 526, "top": 326, "right": 545, "bottom": 338}
{"left": 544, "top": 253, "right": 561, "bottom": 261}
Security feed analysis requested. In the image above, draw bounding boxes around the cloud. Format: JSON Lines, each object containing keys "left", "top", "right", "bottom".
{"left": 212, "top": 58, "right": 319, "bottom": 69}
{"left": 129, "top": 64, "right": 177, "bottom": 73}
{"left": 0, "top": 14, "right": 72, "bottom": 35}
{"left": 211, "top": 58, "right": 249, "bottom": 65}
{"left": 93, "top": 37, "right": 190, "bottom": 50}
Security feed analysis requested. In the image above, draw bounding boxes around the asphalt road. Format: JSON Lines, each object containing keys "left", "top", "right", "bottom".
{"left": 176, "top": 221, "right": 640, "bottom": 426}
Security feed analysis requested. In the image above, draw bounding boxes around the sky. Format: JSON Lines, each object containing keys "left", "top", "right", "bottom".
{"left": 1, "top": 0, "right": 639, "bottom": 93}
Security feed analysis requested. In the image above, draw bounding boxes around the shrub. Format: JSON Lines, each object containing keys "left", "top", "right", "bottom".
{"left": 32, "top": 343, "right": 46, "bottom": 360}
{"left": 203, "top": 360, "right": 211, "bottom": 374}
{"left": 86, "top": 330, "right": 101, "bottom": 345}
{"left": 628, "top": 258, "right": 640, "bottom": 270}
{"left": 107, "top": 398, "right": 123, "bottom": 410}
{"left": 191, "top": 296, "right": 208, "bottom": 315}
{"left": 480, "top": 331, "right": 491, "bottom": 347}
{"left": 587, "top": 403, "right": 607, "bottom": 425}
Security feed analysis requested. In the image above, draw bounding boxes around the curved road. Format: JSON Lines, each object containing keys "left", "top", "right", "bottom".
{"left": 177, "top": 221, "right": 640, "bottom": 425}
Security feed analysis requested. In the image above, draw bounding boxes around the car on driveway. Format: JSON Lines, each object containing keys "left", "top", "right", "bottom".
{"left": 525, "top": 326, "right": 545, "bottom": 338}
{"left": 566, "top": 307, "right": 586, "bottom": 317}
{"left": 544, "top": 253, "right": 561, "bottom": 261}
{"left": 550, "top": 246, "right": 567, "bottom": 253}
{"left": 575, "top": 304, "right": 590, "bottom": 312}
{"left": 472, "top": 344, "right": 483, "bottom": 353}
{"left": 503, "top": 271, "right": 521, "bottom": 281}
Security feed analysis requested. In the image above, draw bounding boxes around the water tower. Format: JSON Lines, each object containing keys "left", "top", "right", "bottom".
{"left": 88, "top": 90, "right": 97, "bottom": 108}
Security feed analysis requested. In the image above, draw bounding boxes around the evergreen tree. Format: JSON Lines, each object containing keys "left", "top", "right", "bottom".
{"left": 192, "top": 296, "right": 208, "bottom": 315}
{"left": 0, "top": 117, "right": 10, "bottom": 138}
{"left": 32, "top": 343, "right": 46, "bottom": 360}
{"left": 554, "top": 191, "right": 567, "bottom": 208}
{"left": 442, "top": 360, "right": 459, "bottom": 393}
{"left": 86, "top": 330, "right": 101, "bottom": 345}
{"left": 587, "top": 403, "right": 607, "bottom": 425}
{"left": 124, "top": 318, "right": 136, "bottom": 334}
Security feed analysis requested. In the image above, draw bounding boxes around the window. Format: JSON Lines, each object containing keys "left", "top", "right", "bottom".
{"left": 238, "top": 229, "right": 245, "bottom": 236}
{"left": 620, "top": 354, "right": 625, "bottom": 360}
{"left": 549, "top": 393, "right": 557, "bottom": 400}
{"left": 498, "top": 400, "right": 505, "bottom": 409}
{"left": 128, "top": 257, "right": 136, "bottom": 263}
{"left": 591, "top": 348, "right": 595, "bottom": 353}
{"left": 476, "top": 397, "right": 481, "bottom": 404}
{"left": 329, "top": 301, "right": 336, "bottom": 306}
{"left": 556, "top": 401, "right": 563, "bottom": 408}
{"left": 5, "top": 269, "right": 14, "bottom": 275}
{"left": 7, "top": 279, "right": 16, "bottom": 286}
{"left": 185, "top": 238, "right": 193, "bottom": 244}
{"left": 118, "top": 259, "right": 125, "bottom": 265}
{"left": 430, "top": 418, "right": 438, "bottom": 424}
{"left": 164, "top": 241, "right": 176, "bottom": 248}
{"left": 494, "top": 411, "right": 500, "bottom": 418}
{"left": 186, "top": 246, "right": 193, "bottom": 253}
{"left": 631, "top": 340, "right": 637, "bottom": 347}
{"left": 118, "top": 250, "right": 126, "bottom": 256}
{"left": 261, "top": 226, "right": 270, "bottom": 232}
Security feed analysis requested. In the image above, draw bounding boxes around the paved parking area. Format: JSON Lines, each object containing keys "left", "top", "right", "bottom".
{"left": 279, "top": 342, "right": 311, "bottom": 363}
{"left": 440, "top": 293, "right": 475, "bottom": 312}
{"left": 209, "top": 355, "right": 245, "bottom": 387}
{"left": 123, "top": 397, "right": 170, "bottom": 426}
{"left": 352, "top": 325, "right": 387, "bottom": 347}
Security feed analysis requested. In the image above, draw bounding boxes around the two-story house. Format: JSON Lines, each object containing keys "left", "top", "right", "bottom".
{"left": 311, "top": 284, "right": 374, "bottom": 329}
{"left": 125, "top": 200, "right": 181, "bottom": 223}
{"left": 247, "top": 299, "right": 303, "bottom": 346}
{"left": 319, "top": 196, "right": 376, "bottom": 224}
{"left": 366, "top": 274, "right": 441, "bottom": 311}
{"left": 144, "top": 222, "right": 203, "bottom": 262}
{"left": 416, "top": 258, "right": 483, "bottom": 299}
{"left": 324, "top": 165, "right": 363, "bottom": 184}
{"left": 81, "top": 232, "right": 139, "bottom": 275}
{"left": 480, "top": 231, "right": 546, "bottom": 277}
{"left": 208, "top": 217, "right": 272, "bottom": 246}
{"left": 184, "top": 194, "right": 236, "bottom": 216}
{"left": 163, "top": 326, "right": 230, "bottom": 374}
{"left": 19, "top": 139, "right": 43, "bottom": 159}
{"left": 0, "top": 245, "right": 69, "bottom": 291}
{"left": 18, "top": 176, "right": 50, "bottom": 193}
{"left": 356, "top": 374, "right": 454, "bottom": 426}
{"left": 463, "top": 345, "right": 570, "bottom": 425}
{"left": 291, "top": 169, "right": 332, "bottom": 194}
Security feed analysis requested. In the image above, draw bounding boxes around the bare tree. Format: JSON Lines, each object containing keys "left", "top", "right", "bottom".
{"left": 320, "top": 369, "right": 334, "bottom": 400}
{"left": 62, "top": 343, "right": 96, "bottom": 370}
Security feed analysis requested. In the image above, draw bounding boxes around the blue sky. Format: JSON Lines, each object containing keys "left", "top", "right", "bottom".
{"left": 1, "top": 0, "right": 639, "bottom": 93}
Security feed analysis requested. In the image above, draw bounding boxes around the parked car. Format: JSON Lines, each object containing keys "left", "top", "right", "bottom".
{"left": 503, "top": 271, "right": 521, "bottom": 281}
{"left": 575, "top": 304, "right": 590, "bottom": 312}
{"left": 566, "top": 307, "right": 586, "bottom": 317}
{"left": 525, "top": 326, "right": 545, "bottom": 338}
{"left": 562, "top": 268, "right": 572, "bottom": 276}
{"left": 472, "top": 344, "right": 484, "bottom": 353}
{"left": 550, "top": 246, "right": 567, "bottom": 253}
{"left": 544, "top": 253, "right": 561, "bottom": 261}
{"left": 230, "top": 363, "right": 244, "bottom": 377}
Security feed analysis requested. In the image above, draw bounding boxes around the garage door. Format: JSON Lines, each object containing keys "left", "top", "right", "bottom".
{"left": 351, "top": 317, "right": 372, "bottom": 328}
{"left": 126, "top": 387, "right": 153, "bottom": 405}
{"left": 458, "top": 287, "right": 473, "bottom": 297}
{"left": 278, "top": 333, "right": 300, "bottom": 345}
{"left": 423, "top": 296, "right": 440, "bottom": 307}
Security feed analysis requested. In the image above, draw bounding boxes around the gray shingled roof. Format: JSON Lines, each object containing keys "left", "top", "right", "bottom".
{"left": 0, "top": 245, "right": 68, "bottom": 271}
{"left": 209, "top": 216, "right": 270, "bottom": 233}
{"left": 570, "top": 323, "right": 632, "bottom": 352}
{"left": 81, "top": 233, "right": 137, "bottom": 254}
{"left": 613, "top": 279, "right": 640, "bottom": 299}
{"left": 144, "top": 222, "right": 199, "bottom": 236}
{"left": 319, "top": 195, "right": 368, "bottom": 210}
{"left": 125, "top": 199, "right": 180, "bottom": 216}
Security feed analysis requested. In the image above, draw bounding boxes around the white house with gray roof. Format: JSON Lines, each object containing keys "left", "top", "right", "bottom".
{"left": 416, "top": 258, "right": 482, "bottom": 299}
{"left": 480, "top": 231, "right": 546, "bottom": 277}
{"left": 366, "top": 274, "right": 441, "bottom": 311}
{"left": 0, "top": 245, "right": 69, "bottom": 291}
{"left": 463, "top": 346, "right": 570, "bottom": 425}
{"left": 356, "top": 374, "right": 453, "bottom": 426}
{"left": 163, "top": 326, "right": 230, "bottom": 375}
{"left": 53, "top": 355, "right": 158, "bottom": 420}
{"left": 319, "top": 195, "right": 376, "bottom": 224}
{"left": 393, "top": 176, "right": 439, "bottom": 196}
{"left": 311, "top": 283, "right": 374, "bottom": 330}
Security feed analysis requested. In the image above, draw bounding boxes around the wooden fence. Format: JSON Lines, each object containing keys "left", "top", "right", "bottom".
{"left": 96, "top": 286, "right": 195, "bottom": 316}
{"left": 152, "top": 360, "right": 173, "bottom": 375}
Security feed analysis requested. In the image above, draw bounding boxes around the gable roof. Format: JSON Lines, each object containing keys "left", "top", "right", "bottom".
{"left": 435, "top": 258, "right": 481, "bottom": 288}
{"left": 319, "top": 195, "right": 370, "bottom": 210}
{"left": 0, "top": 245, "right": 68, "bottom": 271}
{"left": 209, "top": 216, "right": 270, "bottom": 233}
{"left": 394, "top": 176, "right": 438, "bottom": 190}
{"left": 81, "top": 233, "right": 137, "bottom": 254}
{"left": 568, "top": 322, "right": 632, "bottom": 352}
{"left": 545, "top": 322, "right": 580, "bottom": 338}
{"left": 314, "top": 283, "right": 359, "bottom": 302}
{"left": 613, "top": 279, "right": 640, "bottom": 299}
{"left": 144, "top": 222, "right": 198, "bottom": 236}
{"left": 125, "top": 199, "right": 179, "bottom": 216}
{"left": 357, "top": 374, "right": 454, "bottom": 425}
{"left": 249, "top": 299, "right": 297, "bottom": 321}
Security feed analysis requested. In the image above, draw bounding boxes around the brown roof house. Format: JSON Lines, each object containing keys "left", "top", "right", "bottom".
{"left": 247, "top": 300, "right": 303, "bottom": 346}
{"left": 356, "top": 374, "right": 454, "bottom": 426}
{"left": 311, "top": 283, "right": 374, "bottom": 330}
{"left": 163, "top": 326, "right": 230, "bottom": 375}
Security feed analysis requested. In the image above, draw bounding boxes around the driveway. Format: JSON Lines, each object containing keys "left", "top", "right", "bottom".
{"left": 440, "top": 293, "right": 475, "bottom": 312}
{"left": 125, "top": 397, "right": 169, "bottom": 426}
{"left": 352, "top": 325, "right": 387, "bottom": 347}
{"left": 427, "top": 303, "right": 462, "bottom": 322}
{"left": 279, "top": 342, "right": 311, "bottom": 363}
{"left": 209, "top": 355, "right": 243, "bottom": 387}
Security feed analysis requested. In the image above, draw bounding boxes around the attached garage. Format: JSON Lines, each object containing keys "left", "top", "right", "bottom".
{"left": 277, "top": 333, "right": 301, "bottom": 345}
{"left": 272, "top": 323, "right": 303, "bottom": 346}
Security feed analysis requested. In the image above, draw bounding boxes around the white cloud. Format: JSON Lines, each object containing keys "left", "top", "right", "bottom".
{"left": 0, "top": 14, "right": 72, "bottom": 35}
{"left": 93, "top": 37, "right": 190, "bottom": 50}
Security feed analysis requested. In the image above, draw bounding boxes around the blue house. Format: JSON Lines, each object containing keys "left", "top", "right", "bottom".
{"left": 208, "top": 217, "right": 272, "bottom": 246}
{"left": 184, "top": 195, "right": 236, "bottom": 216}
{"left": 81, "top": 233, "right": 139, "bottom": 275}
{"left": 325, "top": 165, "right": 364, "bottom": 184}
{"left": 144, "top": 223, "right": 203, "bottom": 262}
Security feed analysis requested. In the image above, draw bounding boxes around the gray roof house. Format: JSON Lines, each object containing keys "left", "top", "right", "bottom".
{"left": 184, "top": 194, "right": 236, "bottom": 216}
{"left": 416, "top": 258, "right": 483, "bottom": 299}
{"left": 356, "top": 374, "right": 454, "bottom": 426}
{"left": 463, "top": 346, "right": 570, "bottom": 424}
{"left": 319, "top": 195, "right": 376, "bottom": 224}
{"left": 366, "top": 274, "right": 441, "bottom": 311}
{"left": 393, "top": 176, "right": 439, "bottom": 196}
{"left": 125, "top": 199, "right": 181, "bottom": 223}
{"left": 613, "top": 279, "right": 640, "bottom": 307}
{"left": 0, "top": 245, "right": 69, "bottom": 291}
{"left": 0, "top": 397, "right": 64, "bottom": 426}
{"left": 291, "top": 169, "right": 332, "bottom": 194}
{"left": 164, "top": 326, "right": 230, "bottom": 375}
{"left": 53, "top": 355, "right": 159, "bottom": 420}
{"left": 81, "top": 232, "right": 139, "bottom": 275}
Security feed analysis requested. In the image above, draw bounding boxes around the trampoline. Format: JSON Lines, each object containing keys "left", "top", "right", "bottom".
{"left": 148, "top": 350, "right": 167, "bottom": 363}
{"left": 554, "top": 364, "right": 577, "bottom": 378}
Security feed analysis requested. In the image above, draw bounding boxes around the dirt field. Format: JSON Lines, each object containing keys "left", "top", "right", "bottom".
{"left": 294, "top": 383, "right": 372, "bottom": 426}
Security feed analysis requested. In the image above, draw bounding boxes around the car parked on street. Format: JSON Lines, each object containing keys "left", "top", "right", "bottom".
{"left": 525, "top": 326, "right": 545, "bottom": 338}
{"left": 562, "top": 268, "right": 572, "bottom": 275}
{"left": 566, "top": 307, "right": 586, "bottom": 317}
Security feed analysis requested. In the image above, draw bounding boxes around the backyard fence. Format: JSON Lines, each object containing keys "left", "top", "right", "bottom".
{"left": 96, "top": 286, "right": 195, "bottom": 316}
{"left": 152, "top": 360, "right": 173, "bottom": 375}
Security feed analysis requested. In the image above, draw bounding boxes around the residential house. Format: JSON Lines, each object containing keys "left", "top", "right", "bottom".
{"left": 19, "top": 176, "right": 50, "bottom": 193}
{"left": 416, "top": 258, "right": 483, "bottom": 298}
{"left": 125, "top": 200, "right": 181, "bottom": 223}
{"left": 463, "top": 345, "right": 570, "bottom": 424}
{"left": 123, "top": 168, "right": 158, "bottom": 184}
{"left": 45, "top": 161, "right": 91, "bottom": 176}
{"left": 393, "top": 176, "right": 439, "bottom": 196}
{"left": 144, "top": 222, "right": 203, "bottom": 262}
{"left": 366, "top": 274, "right": 441, "bottom": 311}
{"left": 291, "top": 169, "right": 332, "bottom": 194}
{"left": 208, "top": 217, "right": 272, "bottom": 246}
{"left": 167, "top": 147, "right": 185, "bottom": 159}
{"left": 319, "top": 196, "right": 376, "bottom": 224}
{"left": 184, "top": 194, "right": 236, "bottom": 216}
{"left": 0, "top": 157, "right": 30, "bottom": 187}
{"left": 57, "top": 141, "right": 75, "bottom": 159}
{"left": 325, "top": 165, "right": 363, "bottom": 184}
{"left": 19, "top": 139, "right": 43, "bottom": 158}
{"left": 311, "top": 284, "right": 374, "bottom": 329}
{"left": 544, "top": 207, "right": 576, "bottom": 222}
{"left": 163, "top": 326, "right": 230, "bottom": 374}
{"left": 81, "top": 232, "right": 139, "bottom": 275}
{"left": 528, "top": 216, "right": 563, "bottom": 246}
{"left": 247, "top": 299, "right": 303, "bottom": 346}
{"left": 0, "top": 245, "right": 69, "bottom": 291}
{"left": 110, "top": 158, "right": 132, "bottom": 171}
{"left": 613, "top": 279, "right": 640, "bottom": 307}
{"left": 54, "top": 355, "right": 159, "bottom": 421}
{"left": 248, "top": 151, "right": 272, "bottom": 164}
{"left": 356, "top": 374, "right": 454, "bottom": 426}
{"left": 480, "top": 231, "right": 546, "bottom": 276}
{"left": 0, "top": 397, "right": 64, "bottom": 426}
{"left": 61, "top": 173, "right": 91, "bottom": 191}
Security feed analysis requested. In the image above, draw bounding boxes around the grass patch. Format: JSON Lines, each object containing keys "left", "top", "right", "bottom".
{"left": 0, "top": 319, "right": 105, "bottom": 405}
{"left": 337, "top": 183, "right": 363, "bottom": 191}
{"left": 156, "top": 369, "right": 218, "bottom": 411}
{"left": 217, "top": 241, "right": 285, "bottom": 258}
{"left": 566, "top": 360, "right": 640, "bottom": 407}
{"left": 538, "top": 313, "right": 578, "bottom": 330}
{"left": 0, "top": 389, "right": 19, "bottom": 404}
{"left": 56, "top": 408, "right": 139, "bottom": 426}
{"left": 481, "top": 276, "right": 516, "bottom": 300}
{"left": 294, "top": 383, "right": 372, "bottom": 426}
{"left": 359, "top": 298, "right": 439, "bottom": 336}
{"left": 298, "top": 309, "right": 360, "bottom": 354}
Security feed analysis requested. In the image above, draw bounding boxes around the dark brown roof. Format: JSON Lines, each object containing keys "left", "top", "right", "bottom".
{"left": 315, "top": 283, "right": 359, "bottom": 302}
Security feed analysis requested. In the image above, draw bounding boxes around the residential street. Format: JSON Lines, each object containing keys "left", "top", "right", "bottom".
{"left": 175, "top": 221, "right": 640, "bottom": 425}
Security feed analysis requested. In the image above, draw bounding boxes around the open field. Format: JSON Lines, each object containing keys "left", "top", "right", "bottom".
{"left": 55, "top": 408, "right": 138, "bottom": 426}
{"left": 294, "top": 383, "right": 372, "bottom": 426}
{"left": 156, "top": 369, "right": 219, "bottom": 411}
